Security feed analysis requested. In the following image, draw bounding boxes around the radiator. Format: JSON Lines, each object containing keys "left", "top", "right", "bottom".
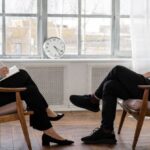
{"left": 91, "top": 67, "right": 111, "bottom": 92}
{"left": 26, "top": 66, "right": 64, "bottom": 105}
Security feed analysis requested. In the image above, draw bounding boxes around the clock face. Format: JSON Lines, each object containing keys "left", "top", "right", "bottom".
{"left": 43, "top": 37, "right": 65, "bottom": 59}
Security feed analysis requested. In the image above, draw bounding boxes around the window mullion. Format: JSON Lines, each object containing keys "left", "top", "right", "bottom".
{"left": 2, "top": 0, "right": 5, "bottom": 56}
{"left": 37, "top": 0, "right": 42, "bottom": 58}
{"left": 38, "top": 0, "right": 47, "bottom": 58}
{"left": 113, "top": 0, "right": 120, "bottom": 56}
{"left": 78, "top": 0, "right": 81, "bottom": 55}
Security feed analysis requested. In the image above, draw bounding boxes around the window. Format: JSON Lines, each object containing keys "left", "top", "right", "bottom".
{"left": 48, "top": 0, "right": 131, "bottom": 57}
{"left": 47, "top": 0, "right": 112, "bottom": 56}
{"left": 81, "top": 0, "right": 111, "bottom": 55}
{"left": 0, "top": 0, "right": 131, "bottom": 58}
{"left": 0, "top": 0, "right": 38, "bottom": 57}
{"left": 119, "top": 0, "right": 131, "bottom": 55}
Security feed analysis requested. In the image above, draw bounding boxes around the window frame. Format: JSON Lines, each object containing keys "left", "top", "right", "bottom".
{"left": 116, "top": 0, "right": 131, "bottom": 57}
{"left": 0, "top": 0, "right": 41, "bottom": 58}
{"left": 0, "top": 0, "right": 131, "bottom": 59}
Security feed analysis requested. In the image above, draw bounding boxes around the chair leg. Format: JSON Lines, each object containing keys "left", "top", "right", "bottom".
{"left": 132, "top": 116, "right": 145, "bottom": 149}
{"left": 19, "top": 114, "right": 32, "bottom": 150}
{"left": 118, "top": 110, "right": 127, "bottom": 134}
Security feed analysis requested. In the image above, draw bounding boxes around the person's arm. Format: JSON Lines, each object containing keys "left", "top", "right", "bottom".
{"left": 143, "top": 72, "right": 150, "bottom": 78}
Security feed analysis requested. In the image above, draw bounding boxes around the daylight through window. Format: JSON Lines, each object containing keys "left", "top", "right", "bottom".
{"left": 0, "top": 0, "right": 131, "bottom": 58}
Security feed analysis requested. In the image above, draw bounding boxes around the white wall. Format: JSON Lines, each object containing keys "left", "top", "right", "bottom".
{"left": 1, "top": 59, "right": 132, "bottom": 111}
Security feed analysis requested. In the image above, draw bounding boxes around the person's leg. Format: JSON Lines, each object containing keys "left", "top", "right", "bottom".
{"left": 70, "top": 65, "right": 147, "bottom": 112}
{"left": 100, "top": 80, "right": 130, "bottom": 131}
{"left": 0, "top": 69, "right": 73, "bottom": 145}
{"left": 0, "top": 69, "right": 48, "bottom": 108}
{"left": 0, "top": 70, "right": 52, "bottom": 130}
{"left": 95, "top": 65, "right": 148, "bottom": 99}
{"left": 81, "top": 80, "right": 130, "bottom": 144}
{"left": 0, "top": 69, "right": 61, "bottom": 117}
{"left": 30, "top": 110, "right": 74, "bottom": 146}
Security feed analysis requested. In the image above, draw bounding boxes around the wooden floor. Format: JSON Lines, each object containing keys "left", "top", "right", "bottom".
{"left": 0, "top": 110, "right": 150, "bottom": 150}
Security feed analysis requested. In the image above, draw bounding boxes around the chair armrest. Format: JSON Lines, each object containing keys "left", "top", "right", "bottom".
{"left": 0, "top": 87, "right": 27, "bottom": 92}
{"left": 0, "top": 87, "right": 27, "bottom": 114}
{"left": 137, "top": 85, "right": 150, "bottom": 115}
{"left": 138, "top": 85, "right": 150, "bottom": 89}
{"left": 0, "top": 87, "right": 33, "bottom": 117}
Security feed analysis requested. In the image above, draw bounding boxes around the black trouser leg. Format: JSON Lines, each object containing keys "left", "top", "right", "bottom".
{"left": 101, "top": 80, "right": 130, "bottom": 131}
{"left": 0, "top": 69, "right": 52, "bottom": 130}
{"left": 95, "top": 65, "right": 149, "bottom": 99}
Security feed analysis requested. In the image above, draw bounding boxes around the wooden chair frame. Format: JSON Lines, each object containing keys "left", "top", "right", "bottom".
{"left": 0, "top": 87, "right": 33, "bottom": 150}
{"left": 118, "top": 85, "right": 150, "bottom": 149}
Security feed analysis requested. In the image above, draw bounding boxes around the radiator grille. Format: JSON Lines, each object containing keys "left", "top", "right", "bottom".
{"left": 26, "top": 66, "right": 64, "bottom": 105}
{"left": 91, "top": 67, "right": 111, "bottom": 93}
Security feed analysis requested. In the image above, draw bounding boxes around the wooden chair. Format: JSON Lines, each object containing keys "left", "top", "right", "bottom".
{"left": 118, "top": 85, "right": 150, "bottom": 149}
{"left": 0, "top": 87, "right": 34, "bottom": 150}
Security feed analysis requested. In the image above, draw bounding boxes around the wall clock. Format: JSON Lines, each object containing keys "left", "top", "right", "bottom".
{"left": 43, "top": 37, "right": 65, "bottom": 59}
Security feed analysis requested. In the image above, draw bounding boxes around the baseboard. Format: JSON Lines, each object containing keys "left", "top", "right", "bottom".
{"left": 50, "top": 104, "right": 123, "bottom": 111}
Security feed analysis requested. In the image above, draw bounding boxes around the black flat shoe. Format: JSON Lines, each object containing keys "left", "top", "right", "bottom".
{"left": 48, "top": 113, "right": 64, "bottom": 121}
{"left": 42, "top": 134, "right": 74, "bottom": 146}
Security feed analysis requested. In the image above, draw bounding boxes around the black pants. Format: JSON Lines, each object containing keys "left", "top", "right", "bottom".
{"left": 94, "top": 65, "right": 150, "bottom": 131}
{"left": 0, "top": 69, "right": 52, "bottom": 131}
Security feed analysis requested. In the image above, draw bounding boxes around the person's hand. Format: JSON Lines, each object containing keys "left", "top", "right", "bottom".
{"left": 143, "top": 72, "right": 150, "bottom": 78}
{"left": 0, "top": 66, "right": 9, "bottom": 77}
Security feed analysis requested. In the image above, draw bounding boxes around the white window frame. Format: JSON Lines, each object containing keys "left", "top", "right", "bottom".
{"left": 0, "top": 0, "right": 131, "bottom": 59}
{"left": 0, "top": 0, "right": 41, "bottom": 58}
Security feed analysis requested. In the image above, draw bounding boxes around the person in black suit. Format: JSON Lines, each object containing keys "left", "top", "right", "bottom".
{"left": 0, "top": 66, "right": 74, "bottom": 146}
{"left": 70, "top": 65, "right": 150, "bottom": 144}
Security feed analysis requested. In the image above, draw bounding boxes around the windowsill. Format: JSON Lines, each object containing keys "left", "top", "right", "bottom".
{"left": 0, "top": 58, "right": 132, "bottom": 63}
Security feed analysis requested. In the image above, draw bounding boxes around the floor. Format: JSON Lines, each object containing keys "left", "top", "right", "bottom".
{"left": 0, "top": 110, "right": 150, "bottom": 150}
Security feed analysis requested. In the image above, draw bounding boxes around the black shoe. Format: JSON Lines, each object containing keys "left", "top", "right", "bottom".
{"left": 70, "top": 95, "right": 100, "bottom": 112}
{"left": 48, "top": 113, "right": 64, "bottom": 121}
{"left": 81, "top": 128, "right": 117, "bottom": 144}
{"left": 42, "top": 134, "right": 74, "bottom": 146}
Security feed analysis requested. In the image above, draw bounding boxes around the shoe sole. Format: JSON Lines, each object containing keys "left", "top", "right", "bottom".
{"left": 83, "top": 139, "right": 117, "bottom": 145}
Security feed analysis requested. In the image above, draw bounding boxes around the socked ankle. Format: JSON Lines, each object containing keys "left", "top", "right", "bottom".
{"left": 91, "top": 94, "right": 100, "bottom": 104}
{"left": 102, "top": 128, "right": 114, "bottom": 134}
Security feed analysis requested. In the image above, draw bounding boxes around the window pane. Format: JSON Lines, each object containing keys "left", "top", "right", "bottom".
{"left": 5, "top": 17, "right": 37, "bottom": 55}
{"left": 120, "top": 18, "right": 131, "bottom": 51}
{"left": 0, "top": 0, "right": 2, "bottom": 13}
{"left": 48, "top": 17, "right": 78, "bottom": 54}
{"left": 120, "top": 0, "right": 131, "bottom": 15}
{"left": 48, "top": 0, "right": 78, "bottom": 14}
{"left": 82, "top": 0, "right": 111, "bottom": 15}
{"left": 0, "top": 17, "right": 2, "bottom": 54}
{"left": 81, "top": 18, "right": 111, "bottom": 55}
{"left": 5, "top": 0, "right": 37, "bottom": 14}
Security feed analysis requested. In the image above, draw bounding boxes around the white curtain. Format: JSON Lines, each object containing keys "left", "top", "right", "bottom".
{"left": 130, "top": 0, "right": 150, "bottom": 73}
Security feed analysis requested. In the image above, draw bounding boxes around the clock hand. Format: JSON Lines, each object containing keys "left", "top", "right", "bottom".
{"left": 53, "top": 46, "right": 62, "bottom": 55}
